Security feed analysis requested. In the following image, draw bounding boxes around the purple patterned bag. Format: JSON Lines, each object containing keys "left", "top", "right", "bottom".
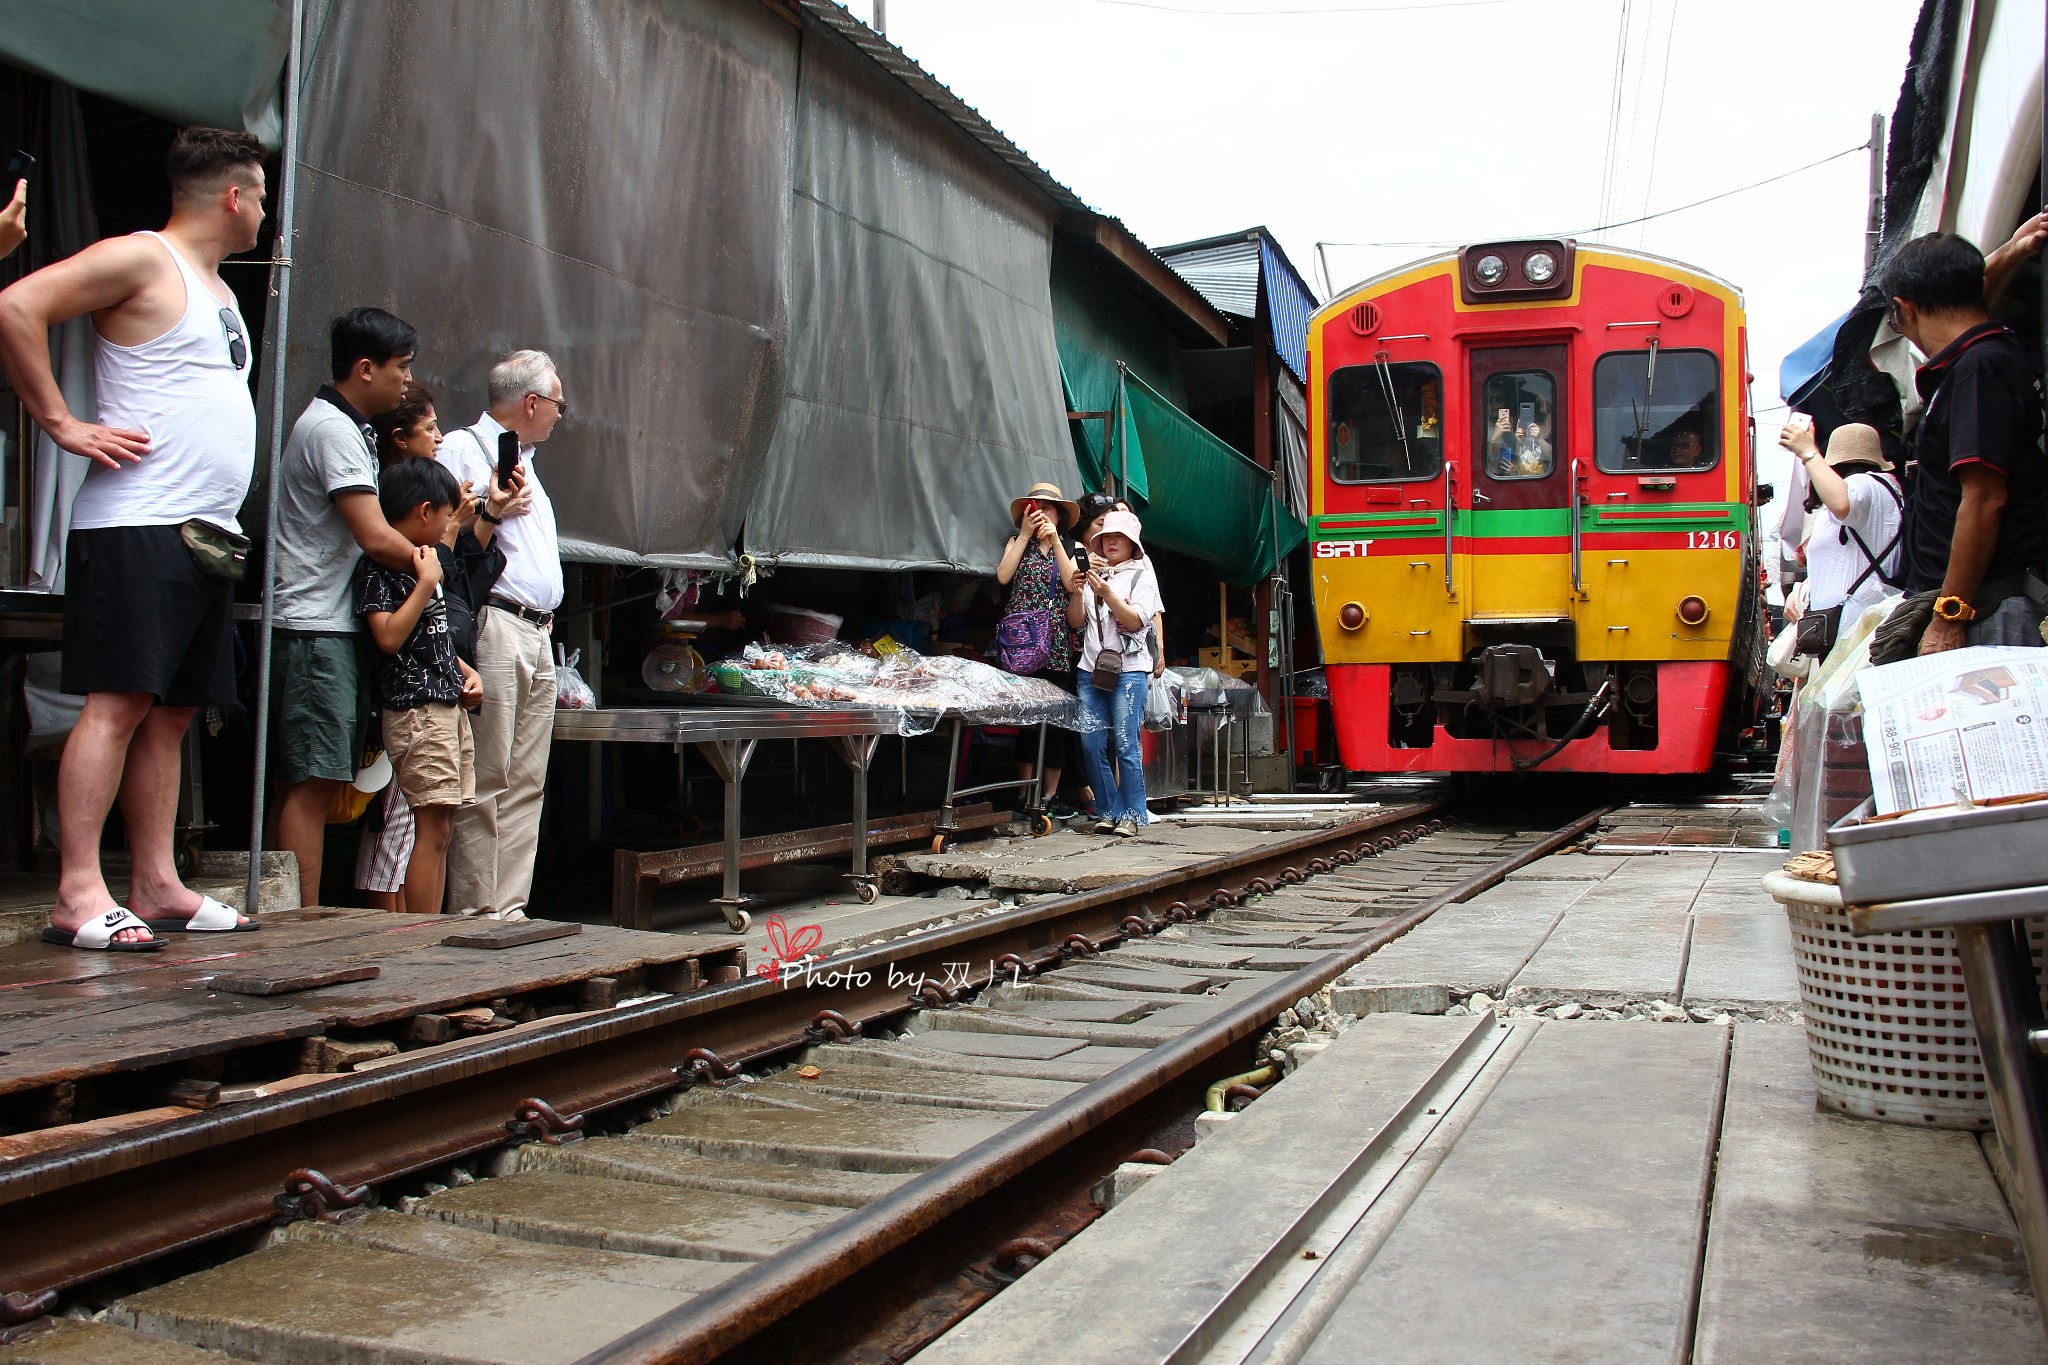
{"left": 995, "top": 609, "right": 1055, "bottom": 676}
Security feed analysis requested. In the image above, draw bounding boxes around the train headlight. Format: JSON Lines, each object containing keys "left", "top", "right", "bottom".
{"left": 1676, "top": 595, "right": 1710, "bottom": 626}
{"left": 1339, "top": 602, "right": 1366, "bottom": 631}
{"left": 1523, "top": 251, "right": 1557, "bottom": 284}
{"left": 1474, "top": 254, "right": 1507, "bottom": 287}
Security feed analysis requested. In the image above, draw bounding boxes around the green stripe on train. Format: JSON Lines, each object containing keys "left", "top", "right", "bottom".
{"left": 1311, "top": 503, "right": 1749, "bottom": 540}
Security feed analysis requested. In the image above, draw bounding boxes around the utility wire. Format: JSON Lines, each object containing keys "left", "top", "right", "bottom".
{"left": 1094, "top": 0, "right": 1521, "bottom": 13}
{"left": 1636, "top": 0, "right": 1681, "bottom": 246}
{"left": 1316, "top": 138, "right": 1872, "bottom": 254}
{"left": 1594, "top": 0, "right": 1634, "bottom": 236}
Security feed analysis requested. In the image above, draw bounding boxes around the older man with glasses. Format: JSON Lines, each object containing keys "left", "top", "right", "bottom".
{"left": 435, "top": 350, "right": 568, "bottom": 919}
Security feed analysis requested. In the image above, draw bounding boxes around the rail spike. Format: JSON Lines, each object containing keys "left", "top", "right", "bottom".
{"left": 1333, "top": 849, "right": 1358, "bottom": 866}
{"left": 989, "top": 1236, "right": 1056, "bottom": 1281}
{"left": 914, "top": 980, "right": 963, "bottom": 1007}
{"left": 1061, "top": 934, "right": 1100, "bottom": 959}
{"left": 1207, "top": 889, "right": 1240, "bottom": 910}
{"left": 508, "top": 1097, "right": 586, "bottom": 1146}
{"left": 682, "top": 1047, "right": 743, "bottom": 1084}
{"left": 275, "top": 1168, "right": 371, "bottom": 1225}
{"left": 1245, "top": 877, "right": 1275, "bottom": 896}
{"left": 1278, "top": 866, "right": 1305, "bottom": 885}
{"left": 0, "top": 1289, "right": 56, "bottom": 1346}
{"left": 993, "top": 951, "right": 1036, "bottom": 980}
{"left": 1119, "top": 915, "right": 1154, "bottom": 939}
{"left": 809, "top": 1009, "right": 860, "bottom": 1041}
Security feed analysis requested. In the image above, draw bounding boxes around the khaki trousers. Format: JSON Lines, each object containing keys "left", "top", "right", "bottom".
{"left": 447, "top": 609, "right": 556, "bottom": 915}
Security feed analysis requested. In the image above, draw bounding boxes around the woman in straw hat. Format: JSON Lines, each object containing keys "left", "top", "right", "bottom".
{"left": 1066, "top": 509, "right": 1163, "bottom": 837}
{"left": 995, "top": 482, "right": 1083, "bottom": 815}
{"left": 1778, "top": 419, "right": 1903, "bottom": 657}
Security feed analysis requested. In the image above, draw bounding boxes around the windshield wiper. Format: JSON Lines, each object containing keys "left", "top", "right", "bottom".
{"left": 1374, "top": 351, "right": 1412, "bottom": 472}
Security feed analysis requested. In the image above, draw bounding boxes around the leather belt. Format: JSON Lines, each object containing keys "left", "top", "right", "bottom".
{"left": 487, "top": 596, "right": 555, "bottom": 630}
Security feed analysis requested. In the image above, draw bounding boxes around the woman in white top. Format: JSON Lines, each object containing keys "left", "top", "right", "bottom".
{"left": 1778, "top": 420, "right": 1902, "bottom": 655}
{"left": 1066, "top": 510, "right": 1164, "bottom": 838}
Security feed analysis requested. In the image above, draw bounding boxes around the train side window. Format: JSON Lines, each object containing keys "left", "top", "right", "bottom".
{"left": 1327, "top": 361, "right": 1444, "bottom": 483}
{"left": 1594, "top": 348, "right": 1720, "bottom": 472}
{"left": 1477, "top": 371, "right": 1557, "bottom": 479}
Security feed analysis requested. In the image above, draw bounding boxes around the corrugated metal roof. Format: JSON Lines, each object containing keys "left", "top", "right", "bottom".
{"left": 1157, "top": 237, "right": 1261, "bottom": 319}
{"left": 1159, "top": 228, "right": 1318, "bottom": 383}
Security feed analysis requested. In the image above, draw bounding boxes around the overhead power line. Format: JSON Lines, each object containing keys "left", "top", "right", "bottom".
{"left": 1317, "top": 139, "right": 1873, "bottom": 254}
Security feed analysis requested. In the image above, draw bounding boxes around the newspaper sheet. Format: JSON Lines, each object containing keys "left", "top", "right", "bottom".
{"left": 1856, "top": 646, "right": 2048, "bottom": 814}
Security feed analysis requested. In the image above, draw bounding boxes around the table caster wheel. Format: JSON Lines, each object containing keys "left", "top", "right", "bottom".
{"left": 856, "top": 883, "right": 879, "bottom": 904}
{"left": 725, "top": 909, "right": 752, "bottom": 934}
{"left": 931, "top": 835, "right": 950, "bottom": 854}
{"left": 1030, "top": 813, "right": 1054, "bottom": 838}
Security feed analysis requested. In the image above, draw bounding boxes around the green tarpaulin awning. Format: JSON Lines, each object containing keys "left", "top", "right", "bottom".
{"left": 1111, "top": 370, "right": 1304, "bottom": 586}
{"left": 1, "top": 1, "right": 292, "bottom": 146}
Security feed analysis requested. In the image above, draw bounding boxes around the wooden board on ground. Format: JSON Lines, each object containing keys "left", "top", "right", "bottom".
{"left": 209, "top": 962, "right": 383, "bottom": 996}
{"left": 442, "top": 920, "right": 582, "bottom": 949}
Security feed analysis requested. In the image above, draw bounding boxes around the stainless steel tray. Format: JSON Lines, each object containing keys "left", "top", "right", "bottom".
{"left": 1828, "top": 796, "right": 2048, "bottom": 904}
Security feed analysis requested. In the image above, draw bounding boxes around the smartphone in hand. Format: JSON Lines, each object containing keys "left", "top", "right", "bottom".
{"left": 496, "top": 430, "right": 519, "bottom": 488}
{"left": 4, "top": 151, "right": 32, "bottom": 186}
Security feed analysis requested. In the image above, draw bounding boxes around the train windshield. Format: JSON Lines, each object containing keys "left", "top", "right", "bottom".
{"left": 1327, "top": 361, "right": 1444, "bottom": 483}
{"left": 1594, "top": 348, "right": 1719, "bottom": 472}
{"left": 1477, "top": 370, "right": 1558, "bottom": 480}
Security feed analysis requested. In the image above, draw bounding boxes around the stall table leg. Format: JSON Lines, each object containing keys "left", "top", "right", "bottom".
{"left": 1956, "top": 921, "right": 2048, "bottom": 1335}
{"left": 832, "top": 733, "right": 882, "bottom": 903}
{"left": 693, "top": 737, "right": 758, "bottom": 933}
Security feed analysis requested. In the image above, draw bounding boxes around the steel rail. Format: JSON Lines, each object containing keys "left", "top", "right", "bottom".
{"left": 0, "top": 802, "right": 1448, "bottom": 1297}
{"left": 578, "top": 804, "right": 1610, "bottom": 1365}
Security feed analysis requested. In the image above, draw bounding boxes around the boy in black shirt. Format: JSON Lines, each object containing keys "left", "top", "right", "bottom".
{"left": 356, "top": 460, "right": 483, "bottom": 915}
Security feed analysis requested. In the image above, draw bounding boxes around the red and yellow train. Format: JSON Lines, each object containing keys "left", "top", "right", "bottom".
{"left": 1307, "top": 239, "right": 1765, "bottom": 774}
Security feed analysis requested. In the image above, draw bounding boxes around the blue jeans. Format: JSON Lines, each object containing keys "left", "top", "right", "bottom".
{"left": 1077, "top": 668, "right": 1150, "bottom": 823}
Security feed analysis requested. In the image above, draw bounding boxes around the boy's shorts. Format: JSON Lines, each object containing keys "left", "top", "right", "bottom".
{"left": 382, "top": 702, "right": 475, "bottom": 809}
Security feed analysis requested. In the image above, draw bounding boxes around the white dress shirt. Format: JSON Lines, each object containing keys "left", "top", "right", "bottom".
{"left": 437, "top": 412, "right": 564, "bottom": 612}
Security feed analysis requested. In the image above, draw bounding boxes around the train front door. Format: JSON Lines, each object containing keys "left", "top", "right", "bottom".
{"left": 1464, "top": 344, "right": 1575, "bottom": 621}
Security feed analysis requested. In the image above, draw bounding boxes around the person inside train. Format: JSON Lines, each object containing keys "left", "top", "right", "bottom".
{"left": 1489, "top": 404, "right": 1553, "bottom": 476}
{"left": 1668, "top": 429, "right": 1706, "bottom": 468}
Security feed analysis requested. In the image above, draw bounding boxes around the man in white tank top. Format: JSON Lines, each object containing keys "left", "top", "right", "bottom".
{"left": 0, "top": 128, "right": 266, "bottom": 949}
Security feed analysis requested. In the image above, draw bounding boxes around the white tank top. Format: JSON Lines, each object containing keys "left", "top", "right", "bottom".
{"left": 69, "top": 232, "right": 257, "bottom": 532}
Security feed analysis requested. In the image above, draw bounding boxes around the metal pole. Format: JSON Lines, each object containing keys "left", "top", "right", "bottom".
{"left": 872, "top": 0, "right": 886, "bottom": 35}
{"left": 1116, "top": 363, "right": 1130, "bottom": 499}
{"left": 1864, "top": 111, "right": 1886, "bottom": 281}
{"left": 245, "top": 0, "right": 307, "bottom": 916}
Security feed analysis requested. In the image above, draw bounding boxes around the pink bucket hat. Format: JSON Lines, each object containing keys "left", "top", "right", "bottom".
{"left": 1089, "top": 509, "right": 1146, "bottom": 558}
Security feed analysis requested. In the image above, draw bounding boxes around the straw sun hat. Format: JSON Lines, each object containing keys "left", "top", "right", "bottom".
{"left": 1009, "top": 481, "right": 1080, "bottom": 530}
{"left": 1824, "top": 423, "right": 1894, "bottom": 472}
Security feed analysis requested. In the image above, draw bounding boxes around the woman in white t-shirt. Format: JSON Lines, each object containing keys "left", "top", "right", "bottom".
{"left": 1066, "top": 510, "right": 1163, "bottom": 837}
{"left": 1778, "top": 420, "right": 1902, "bottom": 655}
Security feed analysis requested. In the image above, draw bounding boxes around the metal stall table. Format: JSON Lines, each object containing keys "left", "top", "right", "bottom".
{"left": 555, "top": 705, "right": 909, "bottom": 933}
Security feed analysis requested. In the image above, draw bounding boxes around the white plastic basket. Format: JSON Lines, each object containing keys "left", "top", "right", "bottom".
{"left": 1767, "top": 870, "right": 2044, "bottom": 1128}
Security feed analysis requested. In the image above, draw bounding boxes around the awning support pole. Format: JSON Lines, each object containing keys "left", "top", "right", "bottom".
{"left": 1115, "top": 362, "right": 1130, "bottom": 499}
{"left": 245, "top": 0, "right": 308, "bottom": 916}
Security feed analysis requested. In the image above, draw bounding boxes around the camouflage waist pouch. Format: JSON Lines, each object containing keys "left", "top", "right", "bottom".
{"left": 180, "top": 519, "right": 251, "bottom": 581}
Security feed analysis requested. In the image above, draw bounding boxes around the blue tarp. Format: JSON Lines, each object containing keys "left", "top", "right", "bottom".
{"left": 1780, "top": 308, "right": 1855, "bottom": 406}
{"left": 1260, "top": 236, "right": 1314, "bottom": 384}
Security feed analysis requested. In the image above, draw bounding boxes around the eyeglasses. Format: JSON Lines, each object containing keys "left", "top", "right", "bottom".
{"left": 218, "top": 308, "right": 247, "bottom": 371}
{"left": 527, "top": 392, "right": 568, "bottom": 417}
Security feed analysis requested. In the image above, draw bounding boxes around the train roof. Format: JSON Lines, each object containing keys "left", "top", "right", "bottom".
{"left": 1316, "top": 241, "right": 1745, "bottom": 322}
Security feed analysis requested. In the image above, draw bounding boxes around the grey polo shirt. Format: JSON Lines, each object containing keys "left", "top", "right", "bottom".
{"left": 272, "top": 389, "right": 379, "bottom": 633}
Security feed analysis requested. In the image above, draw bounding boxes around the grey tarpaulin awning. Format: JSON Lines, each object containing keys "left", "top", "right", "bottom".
{"left": 741, "top": 24, "right": 1074, "bottom": 575}
{"left": 287, "top": 0, "right": 798, "bottom": 571}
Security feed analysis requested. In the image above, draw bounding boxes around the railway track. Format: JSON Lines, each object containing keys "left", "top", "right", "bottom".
{"left": 2, "top": 800, "right": 1606, "bottom": 1363}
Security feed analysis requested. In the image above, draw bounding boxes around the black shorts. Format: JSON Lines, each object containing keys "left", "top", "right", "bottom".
{"left": 62, "top": 525, "right": 237, "bottom": 708}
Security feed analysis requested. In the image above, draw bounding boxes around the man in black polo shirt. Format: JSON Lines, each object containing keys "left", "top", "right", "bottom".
{"left": 1883, "top": 232, "right": 2047, "bottom": 654}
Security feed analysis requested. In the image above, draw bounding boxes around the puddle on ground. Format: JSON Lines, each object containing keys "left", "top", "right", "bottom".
{"left": 1863, "top": 1220, "right": 2028, "bottom": 1281}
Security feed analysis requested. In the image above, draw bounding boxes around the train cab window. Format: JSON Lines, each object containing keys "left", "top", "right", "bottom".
{"left": 1477, "top": 372, "right": 1557, "bottom": 479}
{"left": 1594, "top": 348, "right": 1720, "bottom": 472}
{"left": 1327, "top": 361, "right": 1444, "bottom": 483}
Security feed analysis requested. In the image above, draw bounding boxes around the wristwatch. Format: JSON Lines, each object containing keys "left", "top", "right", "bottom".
{"left": 1933, "top": 594, "right": 1978, "bottom": 622}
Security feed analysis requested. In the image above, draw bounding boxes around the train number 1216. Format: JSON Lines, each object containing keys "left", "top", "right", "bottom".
{"left": 1686, "top": 531, "right": 1740, "bottom": 550}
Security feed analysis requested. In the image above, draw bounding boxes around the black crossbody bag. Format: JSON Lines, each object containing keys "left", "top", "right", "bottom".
{"left": 1795, "top": 473, "right": 1902, "bottom": 658}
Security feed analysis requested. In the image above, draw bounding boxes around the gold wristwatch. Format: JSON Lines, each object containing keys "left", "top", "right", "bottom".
{"left": 1933, "top": 594, "right": 1978, "bottom": 622}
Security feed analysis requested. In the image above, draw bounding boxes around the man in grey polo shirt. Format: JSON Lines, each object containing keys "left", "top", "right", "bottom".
{"left": 268, "top": 308, "right": 422, "bottom": 905}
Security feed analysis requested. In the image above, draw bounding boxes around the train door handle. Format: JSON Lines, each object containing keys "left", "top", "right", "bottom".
{"left": 1443, "top": 460, "right": 1457, "bottom": 597}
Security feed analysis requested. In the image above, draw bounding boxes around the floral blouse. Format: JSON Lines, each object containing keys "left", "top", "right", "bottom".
{"left": 1001, "top": 541, "right": 1080, "bottom": 674}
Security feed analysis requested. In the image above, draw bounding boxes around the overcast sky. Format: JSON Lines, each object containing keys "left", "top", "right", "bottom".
{"left": 875, "top": 0, "right": 1928, "bottom": 577}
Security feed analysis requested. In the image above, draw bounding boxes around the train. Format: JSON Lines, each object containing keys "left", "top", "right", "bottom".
{"left": 1306, "top": 239, "right": 1766, "bottom": 775}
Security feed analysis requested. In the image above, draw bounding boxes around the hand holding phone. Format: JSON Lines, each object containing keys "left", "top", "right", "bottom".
{"left": 4, "top": 151, "right": 32, "bottom": 188}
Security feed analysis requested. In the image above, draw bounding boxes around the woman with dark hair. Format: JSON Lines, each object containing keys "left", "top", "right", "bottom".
{"left": 995, "top": 481, "right": 1083, "bottom": 816}
{"left": 1778, "top": 420, "right": 1902, "bottom": 658}
{"left": 354, "top": 382, "right": 521, "bottom": 909}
